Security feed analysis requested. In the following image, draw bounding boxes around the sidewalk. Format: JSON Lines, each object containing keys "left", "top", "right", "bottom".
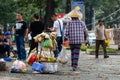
{"left": 0, "top": 50, "right": 120, "bottom": 80}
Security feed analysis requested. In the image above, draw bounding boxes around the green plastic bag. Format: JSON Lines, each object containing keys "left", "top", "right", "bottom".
{"left": 42, "top": 38, "right": 53, "bottom": 48}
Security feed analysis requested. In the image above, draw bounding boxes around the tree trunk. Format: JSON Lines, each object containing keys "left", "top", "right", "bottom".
{"left": 66, "top": 0, "right": 71, "bottom": 13}
{"left": 44, "top": 0, "right": 55, "bottom": 31}
{"left": 89, "top": 6, "right": 94, "bottom": 30}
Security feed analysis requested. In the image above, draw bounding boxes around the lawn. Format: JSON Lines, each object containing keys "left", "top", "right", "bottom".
{"left": 65, "top": 45, "right": 118, "bottom": 52}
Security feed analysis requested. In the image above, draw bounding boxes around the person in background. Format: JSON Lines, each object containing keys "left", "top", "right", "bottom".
{"left": 95, "top": 20, "right": 109, "bottom": 59}
{"left": 85, "top": 38, "right": 90, "bottom": 47}
{"left": 12, "top": 13, "right": 28, "bottom": 60}
{"left": 65, "top": 7, "right": 88, "bottom": 71}
{"left": 28, "top": 13, "right": 44, "bottom": 55}
{"left": 49, "top": 14, "right": 63, "bottom": 58}
{"left": 4, "top": 31, "right": 14, "bottom": 52}
{"left": 0, "top": 33, "right": 10, "bottom": 58}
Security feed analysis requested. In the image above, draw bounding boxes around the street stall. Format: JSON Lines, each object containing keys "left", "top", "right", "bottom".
{"left": 27, "top": 32, "right": 61, "bottom": 73}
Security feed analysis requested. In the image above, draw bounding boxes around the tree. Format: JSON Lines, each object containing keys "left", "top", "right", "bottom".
{"left": 0, "top": 0, "right": 120, "bottom": 31}
{"left": 0, "top": 0, "right": 16, "bottom": 23}
{"left": 44, "top": 0, "right": 55, "bottom": 29}
{"left": 0, "top": 0, "right": 17, "bottom": 31}
{"left": 66, "top": 0, "right": 71, "bottom": 13}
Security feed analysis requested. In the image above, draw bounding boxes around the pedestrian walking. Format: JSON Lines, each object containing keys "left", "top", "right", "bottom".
{"left": 13, "top": 13, "right": 28, "bottom": 60}
{"left": 65, "top": 7, "right": 88, "bottom": 71}
{"left": 49, "top": 14, "right": 63, "bottom": 58}
{"left": 95, "top": 20, "right": 109, "bottom": 58}
{"left": 28, "top": 14, "right": 44, "bottom": 55}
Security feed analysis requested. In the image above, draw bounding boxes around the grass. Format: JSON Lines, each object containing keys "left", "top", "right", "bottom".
{"left": 65, "top": 45, "right": 118, "bottom": 52}
{"left": 87, "top": 46, "right": 118, "bottom": 52}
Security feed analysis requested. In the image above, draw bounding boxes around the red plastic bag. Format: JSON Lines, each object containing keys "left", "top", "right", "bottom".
{"left": 26, "top": 50, "right": 37, "bottom": 66}
{"left": 28, "top": 53, "right": 37, "bottom": 65}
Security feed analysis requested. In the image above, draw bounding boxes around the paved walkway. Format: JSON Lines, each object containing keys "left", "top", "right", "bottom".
{"left": 0, "top": 50, "right": 120, "bottom": 80}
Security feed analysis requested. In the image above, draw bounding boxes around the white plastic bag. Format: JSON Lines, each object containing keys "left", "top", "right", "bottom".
{"left": 57, "top": 47, "right": 69, "bottom": 64}
{"left": 42, "top": 62, "right": 58, "bottom": 73}
{"left": 12, "top": 60, "right": 26, "bottom": 70}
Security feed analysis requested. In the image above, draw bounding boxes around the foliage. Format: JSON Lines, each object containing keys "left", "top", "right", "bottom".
{"left": 80, "top": 44, "right": 87, "bottom": 51}
{"left": 0, "top": 0, "right": 16, "bottom": 24}
{"left": 66, "top": 45, "right": 117, "bottom": 52}
{"left": 0, "top": 0, "right": 120, "bottom": 30}
{"left": 83, "top": 0, "right": 120, "bottom": 27}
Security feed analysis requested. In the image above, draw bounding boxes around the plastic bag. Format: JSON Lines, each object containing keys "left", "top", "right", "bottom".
{"left": 26, "top": 49, "right": 37, "bottom": 65}
{"left": 105, "top": 39, "right": 110, "bottom": 47}
{"left": 11, "top": 60, "right": 27, "bottom": 73}
{"left": 42, "top": 38, "right": 53, "bottom": 48}
{"left": 57, "top": 47, "right": 69, "bottom": 64}
{"left": 32, "top": 62, "right": 45, "bottom": 73}
{"left": 12, "top": 60, "right": 26, "bottom": 70}
{"left": 0, "top": 58, "right": 12, "bottom": 62}
{"left": 62, "top": 41, "right": 69, "bottom": 48}
{"left": 42, "top": 62, "right": 58, "bottom": 73}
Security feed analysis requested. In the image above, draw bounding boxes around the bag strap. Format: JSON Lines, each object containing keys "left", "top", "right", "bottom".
{"left": 58, "top": 20, "right": 62, "bottom": 36}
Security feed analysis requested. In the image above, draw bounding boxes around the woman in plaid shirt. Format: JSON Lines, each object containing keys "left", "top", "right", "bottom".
{"left": 65, "top": 8, "right": 88, "bottom": 71}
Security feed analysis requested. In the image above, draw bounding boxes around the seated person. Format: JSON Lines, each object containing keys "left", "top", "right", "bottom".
{"left": 0, "top": 33, "right": 10, "bottom": 58}
{"left": 4, "top": 31, "right": 14, "bottom": 51}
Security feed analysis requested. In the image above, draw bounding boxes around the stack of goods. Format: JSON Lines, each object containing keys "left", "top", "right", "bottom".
{"left": 39, "top": 55, "right": 56, "bottom": 62}
{"left": 34, "top": 32, "right": 57, "bottom": 50}
{"left": 28, "top": 32, "right": 58, "bottom": 73}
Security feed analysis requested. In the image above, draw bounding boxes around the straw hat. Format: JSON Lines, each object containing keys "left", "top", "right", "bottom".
{"left": 66, "top": 6, "right": 83, "bottom": 19}
{"left": 74, "top": 6, "right": 81, "bottom": 11}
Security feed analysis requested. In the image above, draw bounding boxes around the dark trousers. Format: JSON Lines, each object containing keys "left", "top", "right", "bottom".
{"left": 95, "top": 40, "right": 107, "bottom": 57}
{"left": 28, "top": 38, "right": 38, "bottom": 55}
{"left": 53, "top": 37, "right": 62, "bottom": 58}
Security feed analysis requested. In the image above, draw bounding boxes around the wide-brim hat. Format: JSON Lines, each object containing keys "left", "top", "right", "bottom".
{"left": 66, "top": 6, "right": 83, "bottom": 19}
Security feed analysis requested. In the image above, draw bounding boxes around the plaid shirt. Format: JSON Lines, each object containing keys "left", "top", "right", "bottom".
{"left": 65, "top": 19, "right": 87, "bottom": 44}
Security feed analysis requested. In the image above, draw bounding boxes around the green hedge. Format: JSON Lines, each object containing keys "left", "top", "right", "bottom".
{"left": 66, "top": 45, "right": 117, "bottom": 52}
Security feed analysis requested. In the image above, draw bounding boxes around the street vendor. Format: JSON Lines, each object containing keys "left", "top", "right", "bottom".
{"left": 65, "top": 6, "right": 88, "bottom": 71}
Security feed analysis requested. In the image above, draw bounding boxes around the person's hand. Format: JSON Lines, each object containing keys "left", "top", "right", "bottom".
{"left": 48, "top": 28, "right": 53, "bottom": 31}
{"left": 64, "top": 37, "right": 68, "bottom": 41}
